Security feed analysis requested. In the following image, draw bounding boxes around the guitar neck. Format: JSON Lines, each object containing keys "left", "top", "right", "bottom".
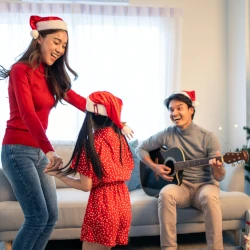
{"left": 174, "top": 156, "right": 222, "bottom": 171}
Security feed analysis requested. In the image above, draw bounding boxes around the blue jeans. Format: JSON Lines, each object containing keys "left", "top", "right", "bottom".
{"left": 1, "top": 145, "right": 58, "bottom": 250}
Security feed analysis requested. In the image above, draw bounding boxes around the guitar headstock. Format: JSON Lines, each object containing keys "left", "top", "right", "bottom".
{"left": 223, "top": 150, "right": 249, "bottom": 164}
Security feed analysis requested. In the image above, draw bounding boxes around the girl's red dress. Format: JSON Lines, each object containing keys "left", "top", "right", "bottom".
{"left": 70, "top": 127, "right": 134, "bottom": 247}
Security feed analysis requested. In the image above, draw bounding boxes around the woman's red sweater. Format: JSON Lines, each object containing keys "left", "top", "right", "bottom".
{"left": 2, "top": 62, "right": 86, "bottom": 154}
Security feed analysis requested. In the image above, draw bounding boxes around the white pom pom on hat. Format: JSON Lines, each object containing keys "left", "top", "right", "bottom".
{"left": 86, "top": 91, "right": 132, "bottom": 136}
{"left": 29, "top": 15, "right": 68, "bottom": 39}
{"left": 30, "top": 30, "right": 39, "bottom": 39}
{"left": 174, "top": 90, "right": 199, "bottom": 107}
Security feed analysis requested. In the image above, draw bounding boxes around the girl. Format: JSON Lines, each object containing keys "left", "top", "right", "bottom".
{"left": 45, "top": 91, "right": 134, "bottom": 250}
{"left": 0, "top": 15, "right": 133, "bottom": 250}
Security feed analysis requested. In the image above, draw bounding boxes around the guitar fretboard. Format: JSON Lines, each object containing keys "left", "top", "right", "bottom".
{"left": 174, "top": 156, "right": 222, "bottom": 171}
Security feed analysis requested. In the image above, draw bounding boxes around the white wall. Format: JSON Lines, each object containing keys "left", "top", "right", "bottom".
{"left": 133, "top": 0, "right": 241, "bottom": 153}
{"left": 226, "top": 0, "right": 248, "bottom": 151}
{"left": 133, "top": 0, "right": 230, "bottom": 152}
{"left": 179, "top": 0, "right": 229, "bottom": 152}
{"left": 180, "top": 0, "right": 250, "bottom": 153}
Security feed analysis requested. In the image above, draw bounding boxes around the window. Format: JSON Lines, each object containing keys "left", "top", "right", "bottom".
{"left": 0, "top": 3, "right": 182, "bottom": 142}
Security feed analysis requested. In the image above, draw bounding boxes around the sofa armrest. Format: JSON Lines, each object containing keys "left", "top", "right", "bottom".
{"left": 246, "top": 210, "right": 250, "bottom": 234}
{"left": 0, "top": 167, "right": 17, "bottom": 202}
{"left": 219, "top": 162, "right": 245, "bottom": 192}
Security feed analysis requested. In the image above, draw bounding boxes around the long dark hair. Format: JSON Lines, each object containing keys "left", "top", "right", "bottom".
{"left": 63, "top": 112, "right": 127, "bottom": 180}
{"left": 164, "top": 93, "right": 196, "bottom": 119}
{"left": 0, "top": 29, "right": 78, "bottom": 106}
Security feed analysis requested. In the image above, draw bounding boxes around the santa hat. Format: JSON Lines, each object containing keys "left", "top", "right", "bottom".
{"left": 30, "top": 15, "right": 68, "bottom": 40}
{"left": 174, "top": 90, "right": 199, "bottom": 107}
{"left": 86, "top": 91, "right": 132, "bottom": 136}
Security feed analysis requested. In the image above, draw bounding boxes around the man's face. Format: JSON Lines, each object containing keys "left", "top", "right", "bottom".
{"left": 169, "top": 99, "right": 194, "bottom": 129}
{"left": 37, "top": 30, "right": 68, "bottom": 66}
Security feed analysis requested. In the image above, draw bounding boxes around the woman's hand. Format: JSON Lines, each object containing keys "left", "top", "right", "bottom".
{"left": 45, "top": 151, "right": 63, "bottom": 172}
{"left": 125, "top": 130, "right": 134, "bottom": 140}
{"left": 121, "top": 124, "right": 134, "bottom": 140}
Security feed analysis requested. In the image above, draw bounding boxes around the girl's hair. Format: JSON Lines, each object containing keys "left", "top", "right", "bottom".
{"left": 0, "top": 29, "right": 78, "bottom": 106}
{"left": 63, "top": 112, "right": 127, "bottom": 180}
{"left": 163, "top": 93, "right": 196, "bottom": 119}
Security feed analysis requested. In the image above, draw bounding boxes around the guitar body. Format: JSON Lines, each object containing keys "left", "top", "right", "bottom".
{"left": 140, "top": 147, "right": 249, "bottom": 197}
{"left": 140, "top": 147, "right": 185, "bottom": 197}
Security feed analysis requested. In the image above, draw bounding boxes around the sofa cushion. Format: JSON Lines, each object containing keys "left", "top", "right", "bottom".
{"left": 55, "top": 188, "right": 89, "bottom": 228}
{"left": 0, "top": 167, "right": 16, "bottom": 202}
{"left": 52, "top": 140, "right": 141, "bottom": 191}
{"left": 0, "top": 188, "right": 89, "bottom": 232}
{"left": 126, "top": 139, "right": 141, "bottom": 191}
{"left": 1, "top": 188, "right": 250, "bottom": 235}
{"left": 129, "top": 189, "right": 250, "bottom": 226}
{"left": 220, "top": 162, "right": 245, "bottom": 192}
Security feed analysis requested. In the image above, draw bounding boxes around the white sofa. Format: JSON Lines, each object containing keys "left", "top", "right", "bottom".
{"left": 1, "top": 140, "right": 250, "bottom": 249}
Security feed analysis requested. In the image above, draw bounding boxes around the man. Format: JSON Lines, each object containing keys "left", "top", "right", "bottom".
{"left": 135, "top": 90, "right": 226, "bottom": 250}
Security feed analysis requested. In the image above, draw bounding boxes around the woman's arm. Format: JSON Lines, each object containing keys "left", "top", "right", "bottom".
{"left": 64, "top": 89, "right": 86, "bottom": 112}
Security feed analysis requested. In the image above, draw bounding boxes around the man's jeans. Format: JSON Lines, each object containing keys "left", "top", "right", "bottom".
{"left": 1, "top": 145, "right": 58, "bottom": 250}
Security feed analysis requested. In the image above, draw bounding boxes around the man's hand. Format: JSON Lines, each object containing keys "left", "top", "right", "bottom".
{"left": 209, "top": 151, "right": 226, "bottom": 180}
{"left": 154, "top": 164, "right": 174, "bottom": 182}
{"left": 209, "top": 151, "right": 223, "bottom": 170}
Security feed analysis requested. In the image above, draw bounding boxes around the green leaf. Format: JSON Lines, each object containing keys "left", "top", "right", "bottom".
{"left": 245, "top": 175, "right": 250, "bottom": 182}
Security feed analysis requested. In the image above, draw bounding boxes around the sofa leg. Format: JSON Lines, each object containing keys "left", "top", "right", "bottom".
{"left": 4, "top": 241, "right": 12, "bottom": 250}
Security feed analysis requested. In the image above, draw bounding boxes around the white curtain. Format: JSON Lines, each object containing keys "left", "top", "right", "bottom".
{"left": 0, "top": 2, "right": 182, "bottom": 142}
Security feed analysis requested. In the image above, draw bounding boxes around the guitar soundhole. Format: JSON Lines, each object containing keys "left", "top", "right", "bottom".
{"left": 165, "top": 160, "right": 175, "bottom": 175}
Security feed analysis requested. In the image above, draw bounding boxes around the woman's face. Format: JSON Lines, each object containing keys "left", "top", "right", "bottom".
{"left": 37, "top": 30, "right": 68, "bottom": 66}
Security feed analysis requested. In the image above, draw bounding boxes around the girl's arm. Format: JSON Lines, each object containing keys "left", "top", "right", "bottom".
{"left": 45, "top": 170, "right": 92, "bottom": 192}
{"left": 64, "top": 89, "right": 86, "bottom": 112}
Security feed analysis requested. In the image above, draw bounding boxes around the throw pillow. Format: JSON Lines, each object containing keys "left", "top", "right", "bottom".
{"left": 126, "top": 139, "right": 141, "bottom": 191}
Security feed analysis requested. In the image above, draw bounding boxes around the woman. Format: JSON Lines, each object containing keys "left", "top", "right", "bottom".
{"left": 0, "top": 15, "right": 133, "bottom": 250}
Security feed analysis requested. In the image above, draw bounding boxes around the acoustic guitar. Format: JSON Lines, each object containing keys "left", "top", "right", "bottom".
{"left": 140, "top": 147, "right": 249, "bottom": 197}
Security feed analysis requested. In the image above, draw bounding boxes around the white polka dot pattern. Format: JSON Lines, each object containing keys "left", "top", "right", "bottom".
{"left": 70, "top": 127, "right": 134, "bottom": 247}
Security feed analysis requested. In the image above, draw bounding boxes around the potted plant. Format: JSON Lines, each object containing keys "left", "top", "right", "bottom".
{"left": 236, "top": 127, "right": 250, "bottom": 189}
{"left": 242, "top": 127, "right": 250, "bottom": 182}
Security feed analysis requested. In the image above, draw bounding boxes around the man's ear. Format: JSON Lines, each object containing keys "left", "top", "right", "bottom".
{"left": 189, "top": 106, "right": 194, "bottom": 115}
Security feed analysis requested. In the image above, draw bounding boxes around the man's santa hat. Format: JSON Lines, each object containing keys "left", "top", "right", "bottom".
{"left": 30, "top": 15, "right": 68, "bottom": 39}
{"left": 175, "top": 90, "right": 199, "bottom": 107}
{"left": 86, "top": 91, "right": 132, "bottom": 136}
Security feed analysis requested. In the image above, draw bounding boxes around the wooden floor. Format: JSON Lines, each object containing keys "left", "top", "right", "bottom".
{"left": 0, "top": 231, "right": 243, "bottom": 250}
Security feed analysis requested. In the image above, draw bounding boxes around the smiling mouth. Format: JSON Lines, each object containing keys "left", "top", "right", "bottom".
{"left": 173, "top": 117, "right": 181, "bottom": 122}
{"left": 51, "top": 53, "right": 60, "bottom": 59}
